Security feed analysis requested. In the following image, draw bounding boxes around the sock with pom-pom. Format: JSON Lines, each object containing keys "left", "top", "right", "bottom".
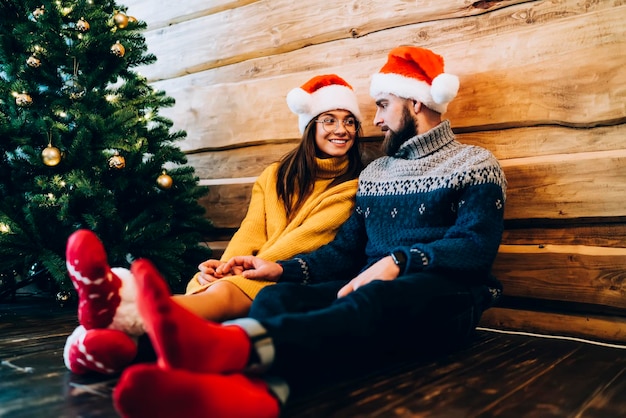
{"left": 64, "top": 229, "right": 143, "bottom": 375}
{"left": 63, "top": 326, "right": 137, "bottom": 375}
{"left": 66, "top": 229, "right": 142, "bottom": 334}
{"left": 113, "top": 364, "right": 282, "bottom": 418}
{"left": 132, "top": 259, "right": 252, "bottom": 374}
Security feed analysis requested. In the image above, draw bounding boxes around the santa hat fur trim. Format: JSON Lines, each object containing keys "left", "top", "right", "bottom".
{"left": 287, "top": 74, "right": 362, "bottom": 134}
{"left": 370, "top": 46, "right": 459, "bottom": 114}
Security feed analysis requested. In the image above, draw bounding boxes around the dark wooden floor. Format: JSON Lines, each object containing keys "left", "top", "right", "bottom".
{"left": 2, "top": 298, "right": 626, "bottom": 418}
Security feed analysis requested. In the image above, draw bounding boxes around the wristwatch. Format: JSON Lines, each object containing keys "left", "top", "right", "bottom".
{"left": 390, "top": 250, "right": 407, "bottom": 272}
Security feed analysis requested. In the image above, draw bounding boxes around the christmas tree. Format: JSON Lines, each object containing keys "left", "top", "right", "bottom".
{"left": 0, "top": 0, "right": 213, "bottom": 303}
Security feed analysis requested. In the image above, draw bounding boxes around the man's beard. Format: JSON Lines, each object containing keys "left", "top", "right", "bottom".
{"left": 382, "top": 106, "right": 417, "bottom": 156}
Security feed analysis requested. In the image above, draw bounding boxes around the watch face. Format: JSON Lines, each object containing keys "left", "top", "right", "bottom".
{"left": 392, "top": 250, "right": 406, "bottom": 266}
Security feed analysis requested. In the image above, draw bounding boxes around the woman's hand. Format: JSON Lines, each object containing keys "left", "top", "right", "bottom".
{"left": 196, "top": 259, "right": 229, "bottom": 285}
{"left": 220, "top": 256, "right": 283, "bottom": 282}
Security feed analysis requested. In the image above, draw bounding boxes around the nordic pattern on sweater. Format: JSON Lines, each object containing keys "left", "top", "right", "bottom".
{"left": 279, "top": 120, "right": 507, "bottom": 285}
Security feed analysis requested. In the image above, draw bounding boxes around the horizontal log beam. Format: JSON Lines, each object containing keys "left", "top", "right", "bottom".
{"left": 502, "top": 150, "right": 626, "bottom": 220}
{"left": 197, "top": 148, "right": 626, "bottom": 226}
{"left": 126, "top": 0, "right": 257, "bottom": 30}
{"left": 139, "top": 0, "right": 532, "bottom": 81}
{"left": 493, "top": 244, "right": 626, "bottom": 310}
{"left": 480, "top": 307, "right": 626, "bottom": 344}
{"left": 151, "top": 1, "right": 626, "bottom": 151}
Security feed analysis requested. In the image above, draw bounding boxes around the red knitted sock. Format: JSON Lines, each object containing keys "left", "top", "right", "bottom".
{"left": 66, "top": 229, "right": 121, "bottom": 330}
{"left": 131, "top": 259, "right": 251, "bottom": 373}
{"left": 64, "top": 326, "right": 137, "bottom": 375}
{"left": 113, "top": 364, "right": 280, "bottom": 418}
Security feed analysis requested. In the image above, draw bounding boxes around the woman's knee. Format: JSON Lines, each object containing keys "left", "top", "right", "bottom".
{"left": 204, "top": 281, "right": 252, "bottom": 318}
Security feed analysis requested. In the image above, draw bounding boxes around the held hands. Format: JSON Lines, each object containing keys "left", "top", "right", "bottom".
{"left": 220, "top": 256, "right": 283, "bottom": 282}
{"left": 203, "top": 255, "right": 399, "bottom": 293}
{"left": 196, "top": 259, "right": 244, "bottom": 285}
{"left": 337, "top": 256, "right": 400, "bottom": 298}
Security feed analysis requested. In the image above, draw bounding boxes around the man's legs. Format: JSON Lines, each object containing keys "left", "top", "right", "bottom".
{"left": 249, "top": 280, "right": 344, "bottom": 320}
{"left": 113, "top": 264, "right": 491, "bottom": 417}
{"left": 247, "top": 273, "right": 491, "bottom": 395}
{"left": 250, "top": 272, "right": 490, "bottom": 355}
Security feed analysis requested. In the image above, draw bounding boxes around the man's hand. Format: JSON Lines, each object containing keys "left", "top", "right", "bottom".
{"left": 220, "top": 256, "right": 283, "bottom": 282}
{"left": 337, "top": 256, "right": 400, "bottom": 298}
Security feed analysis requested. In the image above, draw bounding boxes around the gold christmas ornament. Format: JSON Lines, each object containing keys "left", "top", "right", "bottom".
{"left": 26, "top": 55, "right": 41, "bottom": 68}
{"left": 110, "top": 41, "right": 126, "bottom": 57}
{"left": 76, "top": 17, "right": 90, "bottom": 32}
{"left": 33, "top": 6, "right": 45, "bottom": 19}
{"left": 157, "top": 171, "right": 173, "bottom": 190}
{"left": 114, "top": 12, "right": 129, "bottom": 29}
{"left": 42, "top": 144, "right": 62, "bottom": 166}
{"left": 128, "top": 16, "right": 138, "bottom": 24}
{"left": 15, "top": 93, "right": 33, "bottom": 107}
{"left": 108, "top": 153, "right": 126, "bottom": 169}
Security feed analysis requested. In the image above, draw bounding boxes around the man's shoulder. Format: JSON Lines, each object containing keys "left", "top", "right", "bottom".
{"left": 361, "top": 155, "right": 392, "bottom": 173}
{"left": 455, "top": 143, "right": 500, "bottom": 166}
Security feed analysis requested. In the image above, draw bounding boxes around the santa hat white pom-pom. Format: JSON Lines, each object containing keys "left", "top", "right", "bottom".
{"left": 286, "top": 87, "right": 312, "bottom": 114}
{"left": 431, "top": 73, "right": 459, "bottom": 104}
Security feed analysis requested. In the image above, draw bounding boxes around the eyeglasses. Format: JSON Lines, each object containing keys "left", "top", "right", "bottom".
{"left": 315, "top": 117, "right": 359, "bottom": 133}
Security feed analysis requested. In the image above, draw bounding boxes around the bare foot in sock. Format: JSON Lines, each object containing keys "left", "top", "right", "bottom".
{"left": 113, "top": 364, "right": 280, "bottom": 418}
{"left": 64, "top": 229, "right": 143, "bottom": 375}
{"left": 131, "top": 259, "right": 251, "bottom": 373}
{"left": 66, "top": 229, "right": 122, "bottom": 330}
{"left": 64, "top": 326, "right": 137, "bottom": 375}
{"left": 66, "top": 229, "right": 143, "bottom": 334}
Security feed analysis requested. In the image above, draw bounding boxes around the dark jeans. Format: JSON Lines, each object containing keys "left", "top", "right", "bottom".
{"left": 249, "top": 272, "right": 495, "bottom": 385}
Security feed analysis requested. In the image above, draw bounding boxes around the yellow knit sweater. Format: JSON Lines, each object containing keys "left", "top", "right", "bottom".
{"left": 185, "top": 156, "right": 358, "bottom": 298}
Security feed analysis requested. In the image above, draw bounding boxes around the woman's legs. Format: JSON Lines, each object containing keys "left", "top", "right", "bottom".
{"left": 172, "top": 280, "right": 253, "bottom": 322}
{"left": 65, "top": 281, "right": 253, "bottom": 375}
{"left": 64, "top": 229, "right": 256, "bottom": 375}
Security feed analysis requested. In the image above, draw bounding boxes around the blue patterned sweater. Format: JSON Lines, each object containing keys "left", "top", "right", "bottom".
{"left": 279, "top": 120, "right": 507, "bottom": 285}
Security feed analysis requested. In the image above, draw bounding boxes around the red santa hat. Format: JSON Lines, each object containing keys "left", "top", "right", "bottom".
{"left": 369, "top": 46, "right": 459, "bottom": 114}
{"left": 287, "top": 74, "right": 362, "bottom": 134}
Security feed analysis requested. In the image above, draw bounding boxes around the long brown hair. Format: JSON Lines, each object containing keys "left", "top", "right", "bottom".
{"left": 276, "top": 117, "right": 363, "bottom": 220}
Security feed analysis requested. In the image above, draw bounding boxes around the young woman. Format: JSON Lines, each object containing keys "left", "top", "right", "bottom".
{"left": 63, "top": 74, "right": 364, "bottom": 375}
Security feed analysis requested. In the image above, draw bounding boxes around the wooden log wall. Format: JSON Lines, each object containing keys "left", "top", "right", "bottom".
{"left": 123, "top": 0, "right": 626, "bottom": 342}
